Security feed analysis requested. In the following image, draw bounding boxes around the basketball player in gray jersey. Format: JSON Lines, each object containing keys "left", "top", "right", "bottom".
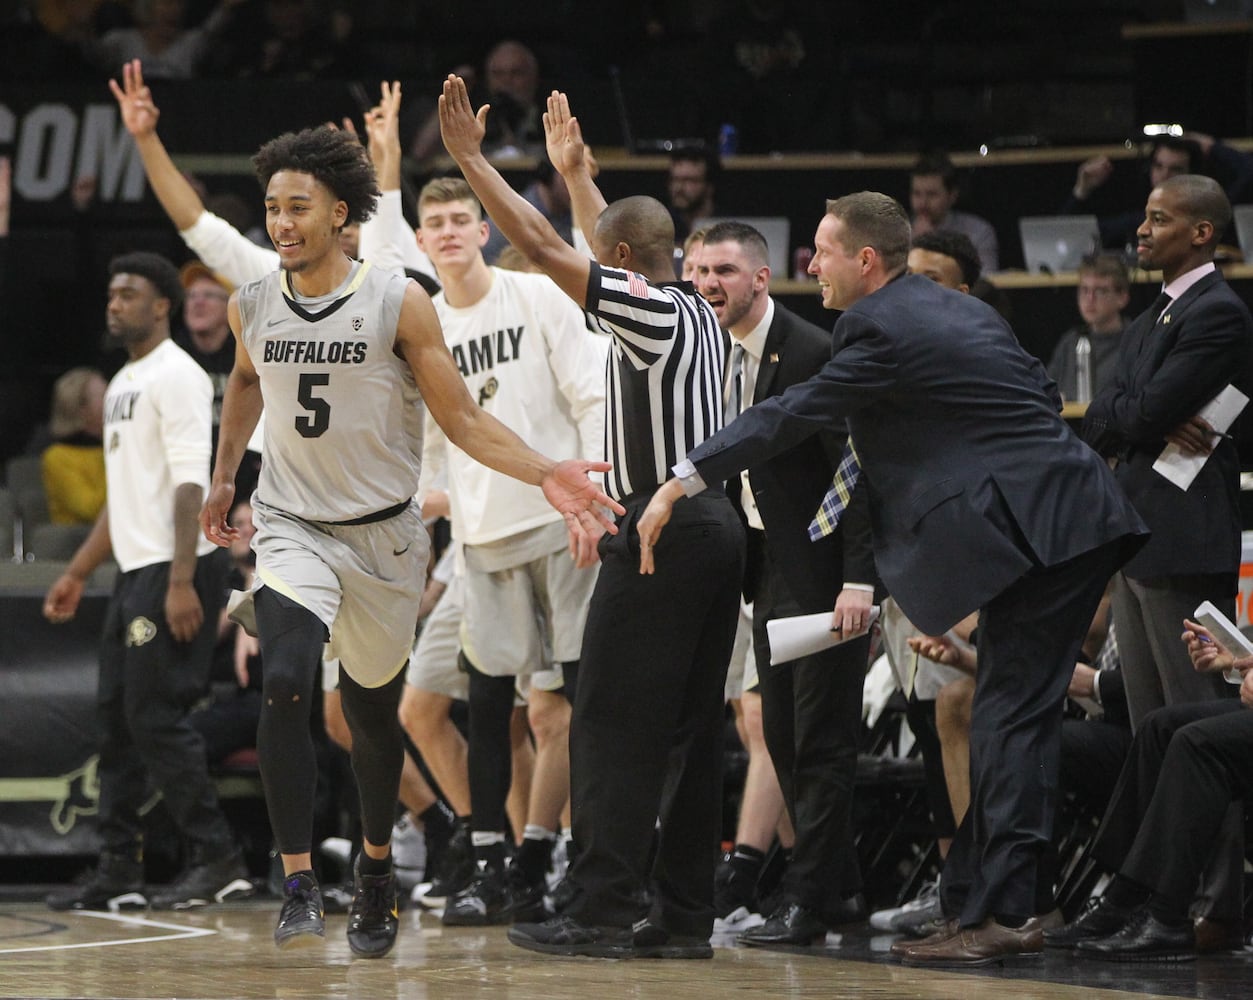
{"left": 199, "top": 125, "right": 622, "bottom": 958}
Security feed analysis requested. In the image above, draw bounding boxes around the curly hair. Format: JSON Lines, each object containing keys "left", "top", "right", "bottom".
{"left": 252, "top": 125, "right": 380, "bottom": 225}
{"left": 911, "top": 229, "right": 982, "bottom": 287}
{"left": 109, "top": 251, "right": 184, "bottom": 310}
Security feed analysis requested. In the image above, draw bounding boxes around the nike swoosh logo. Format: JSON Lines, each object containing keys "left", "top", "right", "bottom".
{"left": 266, "top": 318, "right": 285, "bottom": 327}
{"left": 393, "top": 544, "right": 410, "bottom": 556}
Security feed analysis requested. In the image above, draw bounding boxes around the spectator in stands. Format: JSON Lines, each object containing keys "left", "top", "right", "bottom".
{"left": 483, "top": 159, "right": 574, "bottom": 264}
{"left": 1185, "top": 131, "right": 1253, "bottom": 211}
{"left": 409, "top": 40, "right": 543, "bottom": 165}
{"left": 908, "top": 152, "right": 999, "bottom": 272}
{"left": 212, "top": 0, "right": 353, "bottom": 79}
{"left": 41, "top": 367, "right": 107, "bottom": 526}
{"left": 1062, "top": 137, "right": 1201, "bottom": 253}
{"left": 176, "top": 262, "right": 232, "bottom": 438}
{"left": 84, "top": 0, "right": 244, "bottom": 79}
{"left": 1045, "top": 253, "right": 1130, "bottom": 405}
{"left": 666, "top": 147, "right": 719, "bottom": 244}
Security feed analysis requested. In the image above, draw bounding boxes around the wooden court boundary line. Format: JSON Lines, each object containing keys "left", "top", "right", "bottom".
{"left": 0, "top": 910, "right": 215, "bottom": 954}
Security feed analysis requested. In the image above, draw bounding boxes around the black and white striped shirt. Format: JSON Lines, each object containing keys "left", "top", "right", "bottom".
{"left": 586, "top": 263, "right": 728, "bottom": 501}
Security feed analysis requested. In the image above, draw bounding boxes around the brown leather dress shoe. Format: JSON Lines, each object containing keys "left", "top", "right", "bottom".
{"left": 889, "top": 917, "right": 959, "bottom": 957}
{"left": 899, "top": 917, "right": 1045, "bottom": 968}
{"left": 1193, "top": 916, "right": 1244, "bottom": 954}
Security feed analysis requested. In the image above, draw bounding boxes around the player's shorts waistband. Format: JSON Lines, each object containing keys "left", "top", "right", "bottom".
{"left": 324, "top": 498, "right": 413, "bottom": 527}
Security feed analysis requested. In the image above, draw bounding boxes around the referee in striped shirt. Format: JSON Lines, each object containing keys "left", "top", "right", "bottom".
{"left": 441, "top": 79, "right": 745, "bottom": 958}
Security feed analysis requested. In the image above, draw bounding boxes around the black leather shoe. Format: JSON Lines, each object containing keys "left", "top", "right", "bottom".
{"left": 1076, "top": 908, "right": 1196, "bottom": 963}
{"left": 1043, "top": 897, "right": 1132, "bottom": 949}
{"left": 739, "top": 902, "right": 829, "bottom": 947}
{"left": 632, "top": 917, "right": 713, "bottom": 959}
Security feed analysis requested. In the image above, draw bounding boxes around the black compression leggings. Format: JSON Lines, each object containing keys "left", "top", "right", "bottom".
{"left": 338, "top": 666, "right": 407, "bottom": 850}
{"left": 255, "top": 588, "right": 325, "bottom": 855}
{"left": 255, "top": 587, "right": 407, "bottom": 854}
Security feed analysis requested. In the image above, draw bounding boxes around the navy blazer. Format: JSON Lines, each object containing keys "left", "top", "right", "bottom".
{"left": 733, "top": 300, "right": 878, "bottom": 611}
{"left": 692, "top": 274, "right": 1147, "bottom": 635}
{"left": 1083, "top": 270, "right": 1253, "bottom": 581}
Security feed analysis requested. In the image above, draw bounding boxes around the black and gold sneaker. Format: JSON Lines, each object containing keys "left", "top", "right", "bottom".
{"left": 347, "top": 856, "right": 399, "bottom": 958}
{"left": 274, "top": 870, "right": 325, "bottom": 949}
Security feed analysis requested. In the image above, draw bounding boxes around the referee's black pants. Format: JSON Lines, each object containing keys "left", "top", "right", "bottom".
{"left": 567, "top": 489, "right": 744, "bottom": 936}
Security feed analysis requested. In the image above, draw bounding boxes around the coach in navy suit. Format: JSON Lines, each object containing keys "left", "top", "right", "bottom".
{"left": 696, "top": 221, "right": 879, "bottom": 945}
{"left": 637, "top": 192, "right": 1148, "bottom": 967}
{"left": 1083, "top": 173, "right": 1253, "bottom": 729}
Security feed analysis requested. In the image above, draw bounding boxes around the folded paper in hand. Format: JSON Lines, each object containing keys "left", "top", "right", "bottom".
{"left": 766, "top": 606, "right": 880, "bottom": 666}
{"left": 1153, "top": 384, "right": 1248, "bottom": 490}
{"left": 1192, "top": 599, "right": 1248, "bottom": 685}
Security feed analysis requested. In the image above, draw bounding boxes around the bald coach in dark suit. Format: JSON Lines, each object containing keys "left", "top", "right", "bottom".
{"left": 637, "top": 192, "right": 1148, "bottom": 968}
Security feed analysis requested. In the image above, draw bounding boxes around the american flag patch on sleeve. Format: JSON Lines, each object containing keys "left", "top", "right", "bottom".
{"left": 627, "top": 271, "right": 650, "bottom": 299}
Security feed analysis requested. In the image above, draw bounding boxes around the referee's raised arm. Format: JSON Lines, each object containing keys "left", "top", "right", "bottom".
{"left": 439, "top": 75, "right": 595, "bottom": 306}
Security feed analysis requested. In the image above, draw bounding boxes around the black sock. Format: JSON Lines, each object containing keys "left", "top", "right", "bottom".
{"left": 358, "top": 852, "right": 392, "bottom": 878}
{"left": 1104, "top": 875, "right": 1151, "bottom": 911}
{"left": 515, "top": 836, "right": 554, "bottom": 885}
{"left": 994, "top": 912, "right": 1028, "bottom": 928}
{"left": 474, "top": 840, "right": 508, "bottom": 872}
{"left": 729, "top": 843, "right": 766, "bottom": 879}
{"left": 1147, "top": 893, "right": 1191, "bottom": 928}
{"left": 419, "top": 800, "right": 456, "bottom": 839}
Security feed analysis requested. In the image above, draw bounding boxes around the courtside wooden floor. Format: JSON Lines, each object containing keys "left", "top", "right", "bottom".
{"left": 2, "top": 901, "right": 1251, "bottom": 1000}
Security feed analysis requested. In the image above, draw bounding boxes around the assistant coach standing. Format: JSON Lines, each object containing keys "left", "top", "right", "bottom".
{"left": 638, "top": 192, "right": 1149, "bottom": 968}
{"left": 440, "top": 79, "right": 744, "bottom": 959}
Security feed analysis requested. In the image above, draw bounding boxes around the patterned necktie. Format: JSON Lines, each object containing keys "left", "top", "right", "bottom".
{"left": 724, "top": 343, "right": 744, "bottom": 425}
{"left": 1147, "top": 289, "right": 1172, "bottom": 327}
{"left": 808, "top": 439, "right": 861, "bottom": 540}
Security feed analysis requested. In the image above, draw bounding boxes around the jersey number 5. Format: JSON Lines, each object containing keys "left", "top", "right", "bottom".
{"left": 296, "top": 372, "right": 331, "bottom": 438}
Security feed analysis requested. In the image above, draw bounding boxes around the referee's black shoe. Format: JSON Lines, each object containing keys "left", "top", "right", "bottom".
{"left": 508, "top": 915, "right": 634, "bottom": 957}
{"left": 347, "top": 856, "right": 399, "bottom": 958}
{"left": 274, "top": 870, "right": 325, "bottom": 949}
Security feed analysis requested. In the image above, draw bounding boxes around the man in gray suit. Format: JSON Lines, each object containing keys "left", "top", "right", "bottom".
{"left": 637, "top": 192, "right": 1148, "bottom": 968}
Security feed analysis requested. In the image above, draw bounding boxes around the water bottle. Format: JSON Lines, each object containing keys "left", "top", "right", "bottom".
{"left": 1074, "top": 334, "right": 1092, "bottom": 405}
{"left": 718, "top": 124, "right": 738, "bottom": 157}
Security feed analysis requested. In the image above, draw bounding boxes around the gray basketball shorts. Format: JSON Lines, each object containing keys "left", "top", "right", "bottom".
{"left": 406, "top": 572, "right": 469, "bottom": 700}
{"left": 246, "top": 498, "right": 429, "bottom": 689}
{"left": 405, "top": 573, "right": 565, "bottom": 701}
{"left": 724, "top": 599, "right": 758, "bottom": 702}
{"left": 460, "top": 545, "right": 597, "bottom": 678}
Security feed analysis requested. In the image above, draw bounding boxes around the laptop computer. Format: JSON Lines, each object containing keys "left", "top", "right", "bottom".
{"left": 1019, "top": 215, "right": 1101, "bottom": 274}
{"left": 608, "top": 65, "right": 702, "bottom": 154}
{"left": 694, "top": 217, "right": 792, "bottom": 277}
{"left": 1233, "top": 205, "right": 1253, "bottom": 262}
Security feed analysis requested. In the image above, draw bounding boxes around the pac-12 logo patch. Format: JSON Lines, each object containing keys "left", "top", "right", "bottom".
{"left": 351, "top": 315, "right": 365, "bottom": 332}
{"left": 126, "top": 616, "right": 158, "bottom": 647}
